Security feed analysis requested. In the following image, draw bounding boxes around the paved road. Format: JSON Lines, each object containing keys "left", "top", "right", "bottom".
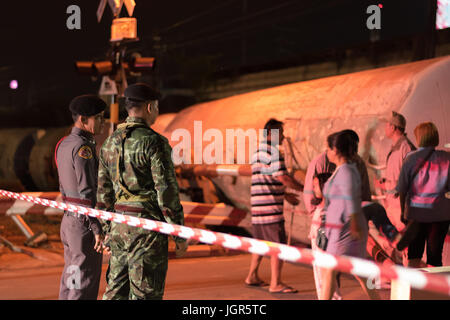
{"left": 0, "top": 252, "right": 390, "bottom": 300}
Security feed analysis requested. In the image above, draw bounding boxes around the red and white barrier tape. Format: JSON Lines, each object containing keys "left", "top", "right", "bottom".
{"left": 1, "top": 188, "right": 450, "bottom": 297}
{"left": 0, "top": 192, "right": 63, "bottom": 216}
{"left": 0, "top": 193, "right": 250, "bottom": 228}
{"left": 183, "top": 201, "right": 250, "bottom": 228}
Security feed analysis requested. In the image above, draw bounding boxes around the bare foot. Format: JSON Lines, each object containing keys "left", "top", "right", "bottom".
{"left": 245, "top": 276, "right": 266, "bottom": 286}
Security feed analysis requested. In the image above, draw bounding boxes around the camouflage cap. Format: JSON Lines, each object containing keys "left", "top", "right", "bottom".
{"left": 124, "top": 83, "right": 161, "bottom": 103}
{"left": 69, "top": 94, "right": 106, "bottom": 116}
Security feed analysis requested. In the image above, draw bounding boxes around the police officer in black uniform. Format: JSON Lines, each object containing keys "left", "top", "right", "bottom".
{"left": 56, "top": 94, "right": 106, "bottom": 300}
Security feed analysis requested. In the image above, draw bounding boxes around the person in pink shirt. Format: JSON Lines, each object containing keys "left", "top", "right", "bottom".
{"left": 377, "top": 111, "right": 416, "bottom": 233}
{"left": 303, "top": 152, "right": 336, "bottom": 214}
{"left": 397, "top": 122, "right": 450, "bottom": 267}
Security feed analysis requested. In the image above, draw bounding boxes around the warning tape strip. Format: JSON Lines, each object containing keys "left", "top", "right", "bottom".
{"left": 0, "top": 193, "right": 250, "bottom": 228}
{"left": 1, "top": 188, "right": 449, "bottom": 297}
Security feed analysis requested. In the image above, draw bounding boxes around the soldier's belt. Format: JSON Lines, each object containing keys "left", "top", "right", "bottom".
{"left": 114, "top": 204, "right": 143, "bottom": 214}
{"left": 65, "top": 210, "right": 85, "bottom": 218}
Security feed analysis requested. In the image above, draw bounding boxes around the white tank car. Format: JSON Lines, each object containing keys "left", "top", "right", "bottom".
{"left": 0, "top": 114, "right": 178, "bottom": 192}
{"left": 161, "top": 56, "right": 450, "bottom": 262}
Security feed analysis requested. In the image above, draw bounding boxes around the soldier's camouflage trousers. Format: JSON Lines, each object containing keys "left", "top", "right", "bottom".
{"left": 103, "top": 221, "right": 169, "bottom": 300}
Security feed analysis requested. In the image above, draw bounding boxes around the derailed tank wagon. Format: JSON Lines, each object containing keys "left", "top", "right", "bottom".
{"left": 162, "top": 56, "right": 450, "bottom": 263}
{"left": 161, "top": 56, "right": 450, "bottom": 236}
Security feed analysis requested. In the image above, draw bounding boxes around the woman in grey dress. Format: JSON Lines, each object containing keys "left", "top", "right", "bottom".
{"left": 319, "top": 131, "right": 380, "bottom": 300}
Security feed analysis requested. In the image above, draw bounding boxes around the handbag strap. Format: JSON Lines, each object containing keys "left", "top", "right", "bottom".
{"left": 320, "top": 211, "right": 326, "bottom": 228}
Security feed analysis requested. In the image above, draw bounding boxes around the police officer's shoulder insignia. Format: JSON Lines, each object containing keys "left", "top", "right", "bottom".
{"left": 78, "top": 145, "right": 93, "bottom": 159}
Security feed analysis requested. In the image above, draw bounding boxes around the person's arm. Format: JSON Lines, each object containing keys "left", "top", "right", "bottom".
{"left": 276, "top": 174, "right": 303, "bottom": 191}
{"left": 148, "top": 136, "right": 187, "bottom": 255}
{"left": 73, "top": 144, "right": 103, "bottom": 252}
{"left": 262, "top": 148, "right": 302, "bottom": 190}
{"left": 446, "top": 155, "right": 450, "bottom": 194}
{"left": 396, "top": 158, "right": 410, "bottom": 223}
{"left": 303, "top": 160, "right": 317, "bottom": 213}
{"left": 375, "top": 151, "right": 392, "bottom": 192}
{"left": 148, "top": 136, "right": 184, "bottom": 226}
{"left": 268, "top": 150, "right": 303, "bottom": 206}
{"left": 74, "top": 145, "right": 102, "bottom": 233}
{"left": 447, "top": 159, "right": 450, "bottom": 199}
{"left": 400, "top": 142, "right": 414, "bottom": 162}
{"left": 340, "top": 167, "right": 363, "bottom": 240}
{"left": 399, "top": 192, "right": 407, "bottom": 223}
{"left": 96, "top": 145, "right": 116, "bottom": 235}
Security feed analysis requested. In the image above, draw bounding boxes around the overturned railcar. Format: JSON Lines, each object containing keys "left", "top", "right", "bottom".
{"left": 162, "top": 56, "right": 450, "bottom": 260}
{"left": 0, "top": 114, "right": 177, "bottom": 192}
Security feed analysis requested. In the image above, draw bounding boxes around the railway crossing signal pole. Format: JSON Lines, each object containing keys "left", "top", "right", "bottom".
{"left": 75, "top": 0, "right": 155, "bottom": 134}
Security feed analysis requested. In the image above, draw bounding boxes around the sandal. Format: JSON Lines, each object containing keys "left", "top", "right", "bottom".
{"left": 269, "top": 286, "right": 298, "bottom": 294}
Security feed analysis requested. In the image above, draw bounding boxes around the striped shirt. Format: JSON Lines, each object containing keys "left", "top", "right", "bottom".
{"left": 251, "top": 141, "right": 288, "bottom": 225}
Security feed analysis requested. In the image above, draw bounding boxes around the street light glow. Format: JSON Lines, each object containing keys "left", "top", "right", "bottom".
{"left": 9, "top": 80, "right": 18, "bottom": 90}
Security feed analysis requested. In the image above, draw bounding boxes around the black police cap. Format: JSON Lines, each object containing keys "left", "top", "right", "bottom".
{"left": 124, "top": 83, "right": 161, "bottom": 102}
{"left": 69, "top": 94, "right": 107, "bottom": 117}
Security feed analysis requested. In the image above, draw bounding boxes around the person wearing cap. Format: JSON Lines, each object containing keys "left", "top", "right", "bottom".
{"left": 96, "top": 83, "right": 187, "bottom": 300}
{"left": 56, "top": 94, "right": 106, "bottom": 300}
{"left": 376, "top": 111, "right": 416, "bottom": 234}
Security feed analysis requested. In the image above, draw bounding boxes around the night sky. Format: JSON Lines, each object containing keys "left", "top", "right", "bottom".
{"left": 0, "top": 0, "right": 434, "bottom": 127}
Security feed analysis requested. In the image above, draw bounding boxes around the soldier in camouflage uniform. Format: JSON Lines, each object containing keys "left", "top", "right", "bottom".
{"left": 96, "top": 83, "right": 187, "bottom": 300}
